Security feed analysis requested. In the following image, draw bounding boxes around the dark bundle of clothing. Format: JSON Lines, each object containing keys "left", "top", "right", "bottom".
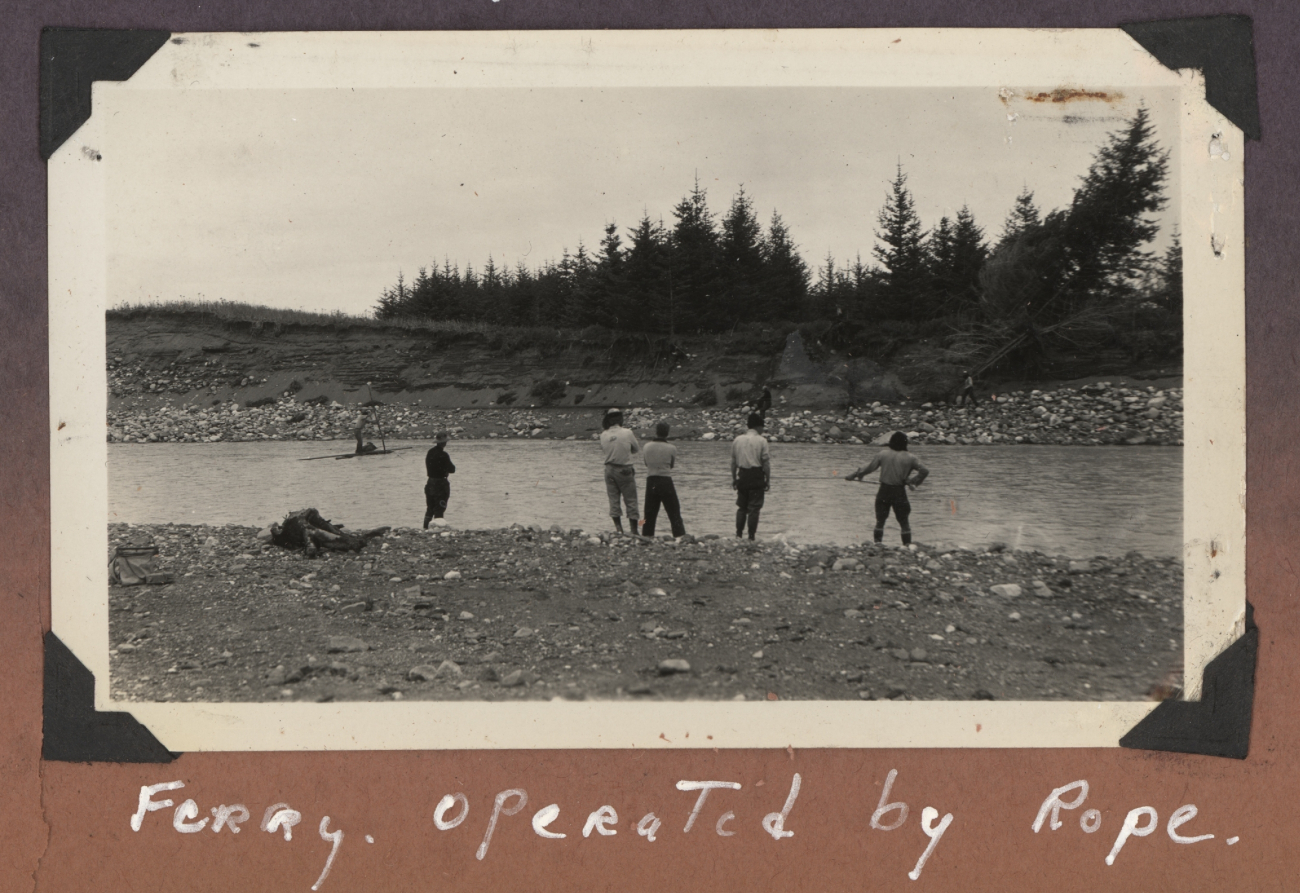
{"left": 270, "top": 508, "right": 390, "bottom": 554}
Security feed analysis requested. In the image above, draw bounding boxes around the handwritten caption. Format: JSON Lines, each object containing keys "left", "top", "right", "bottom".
{"left": 129, "top": 772, "right": 1235, "bottom": 888}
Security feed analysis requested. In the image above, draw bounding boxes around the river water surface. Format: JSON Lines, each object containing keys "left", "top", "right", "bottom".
{"left": 109, "top": 441, "right": 1181, "bottom": 558}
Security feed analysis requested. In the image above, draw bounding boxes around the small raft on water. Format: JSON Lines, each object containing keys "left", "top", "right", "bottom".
{"left": 299, "top": 447, "right": 414, "bottom": 461}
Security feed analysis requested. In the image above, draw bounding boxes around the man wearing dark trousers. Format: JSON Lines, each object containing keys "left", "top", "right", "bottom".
{"left": 731, "top": 412, "right": 771, "bottom": 540}
{"left": 423, "top": 431, "right": 456, "bottom": 528}
{"left": 642, "top": 421, "right": 686, "bottom": 538}
{"left": 958, "top": 371, "right": 979, "bottom": 406}
{"left": 846, "top": 431, "right": 929, "bottom": 545}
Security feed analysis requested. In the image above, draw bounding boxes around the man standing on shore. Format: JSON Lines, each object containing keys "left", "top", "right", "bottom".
{"left": 958, "top": 371, "right": 979, "bottom": 406}
{"left": 642, "top": 421, "right": 686, "bottom": 538}
{"left": 600, "top": 408, "right": 641, "bottom": 534}
{"left": 846, "top": 431, "right": 929, "bottom": 546}
{"left": 731, "top": 412, "right": 771, "bottom": 540}
{"left": 423, "top": 431, "right": 456, "bottom": 529}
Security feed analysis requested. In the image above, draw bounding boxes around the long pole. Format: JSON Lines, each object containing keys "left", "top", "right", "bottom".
{"left": 367, "top": 383, "right": 387, "bottom": 452}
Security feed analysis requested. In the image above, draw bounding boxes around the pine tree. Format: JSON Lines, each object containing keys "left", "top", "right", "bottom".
{"left": 624, "top": 213, "right": 672, "bottom": 334}
{"left": 509, "top": 262, "right": 539, "bottom": 326}
{"left": 1060, "top": 107, "right": 1169, "bottom": 307}
{"left": 810, "top": 253, "right": 856, "bottom": 321}
{"left": 762, "top": 211, "right": 810, "bottom": 322}
{"left": 927, "top": 215, "right": 956, "bottom": 297}
{"left": 873, "top": 164, "right": 931, "bottom": 319}
{"left": 948, "top": 206, "right": 989, "bottom": 311}
{"left": 1156, "top": 228, "right": 1182, "bottom": 315}
{"left": 669, "top": 177, "right": 721, "bottom": 332}
{"left": 718, "top": 187, "right": 766, "bottom": 327}
{"left": 999, "top": 188, "right": 1041, "bottom": 244}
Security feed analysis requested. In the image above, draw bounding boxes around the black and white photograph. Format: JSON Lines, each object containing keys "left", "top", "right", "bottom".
{"left": 49, "top": 30, "right": 1245, "bottom": 750}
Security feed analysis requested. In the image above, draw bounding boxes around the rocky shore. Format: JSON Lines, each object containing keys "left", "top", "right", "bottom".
{"left": 106, "top": 381, "right": 1183, "bottom": 447}
{"left": 109, "top": 522, "right": 1184, "bottom": 705}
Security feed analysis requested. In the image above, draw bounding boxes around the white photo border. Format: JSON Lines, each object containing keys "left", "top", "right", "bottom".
{"left": 49, "top": 29, "right": 1245, "bottom": 751}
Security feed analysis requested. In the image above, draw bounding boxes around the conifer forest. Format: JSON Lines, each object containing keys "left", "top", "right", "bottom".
{"left": 376, "top": 110, "right": 1182, "bottom": 378}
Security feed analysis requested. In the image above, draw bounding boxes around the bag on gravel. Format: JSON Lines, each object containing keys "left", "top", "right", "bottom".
{"left": 109, "top": 544, "right": 173, "bottom": 586}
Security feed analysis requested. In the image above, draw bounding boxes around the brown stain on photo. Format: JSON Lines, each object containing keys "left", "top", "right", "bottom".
{"left": 999, "top": 87, "right": 1124, "bottom": 107}
{"left": 1027, "top": 88, "right": 1123, "bottom": 103}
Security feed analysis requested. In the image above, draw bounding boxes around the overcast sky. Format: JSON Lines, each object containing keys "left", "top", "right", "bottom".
{"left": 105, "top": 86, "right": 1180, "bottom": 315}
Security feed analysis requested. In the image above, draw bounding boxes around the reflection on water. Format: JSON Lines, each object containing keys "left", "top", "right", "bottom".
{"left": 109, "top": 441, "right": 1181, "bottom": 558}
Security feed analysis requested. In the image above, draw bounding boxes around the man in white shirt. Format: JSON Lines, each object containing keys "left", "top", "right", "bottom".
{"left": 642, "top": 421, "right": 686, "bottom": 538}
{"left": 730, "top": 412, "right": 771, "bottom": 540}
{"left": 599, "top": 408, "right": 641, "bottom": 534}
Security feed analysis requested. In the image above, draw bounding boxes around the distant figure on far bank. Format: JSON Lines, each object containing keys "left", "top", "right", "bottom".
{"left": 600, "top": 408, "right": 641, "bottom": 535}
{"left": 755, "top": 386, "right": 773, "bottom": 420}
{"left": 423, "top": 431, "right": 456, "bottom": 528}
{"left": 958, "top": 371, "right": 979, "bottom": 406}
{"left": 731, "top": 412, "right": 771, "bottom": 540}
{"left": 642, "top": 421, "right": 686, "bottom": 538}
{"left": 846, "top": 431, "right": 929, "bottom": 546}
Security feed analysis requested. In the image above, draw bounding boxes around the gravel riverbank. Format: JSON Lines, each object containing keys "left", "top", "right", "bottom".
{"left": 107, "top": 381, "right": 1183, "bottom": 447}
{"left": 109, "top": 522, "right": 1184, "bottom": 705}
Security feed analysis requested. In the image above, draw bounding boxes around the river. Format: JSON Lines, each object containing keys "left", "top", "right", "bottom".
{"left": 108, "top": 440, "right": 1181, "bottom": 558}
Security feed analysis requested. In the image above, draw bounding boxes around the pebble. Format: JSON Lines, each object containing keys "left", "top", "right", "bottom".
{"left": 909, "top": 647, "right": 928, "bottom": 662}
{"left": 435, "top": 659, "right": 462, "bottom": 678}
{"left": 658, "top": 659, "right": 692, "bottom": 675}
{"left": 407, "top": 665, "right": 440, "bottom": 681}
{"left": 444, "top": 570, "right": 462, "bottom": 581}
{"left": 832, "top": 557, "right": 861, "bottom": 572}
{"left": 989, "top": 583, "right": 1022, "bottom": 597}
{"left": 325, "top": 636, "right": 370, "bottom": 653}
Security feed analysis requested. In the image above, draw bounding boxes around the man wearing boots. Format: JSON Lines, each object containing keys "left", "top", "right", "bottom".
{"left": 423, "top": 431, "right": 456, "bottom": 528}
{"left": 846, "top": 431, "right": 929, "bottom": 545}
{"left": 730, "top": 412, "right": 771, "bottom": 540}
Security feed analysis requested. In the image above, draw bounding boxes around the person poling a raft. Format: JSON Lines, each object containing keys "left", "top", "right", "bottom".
{"left": 354, "top": 412, "right": 379, "bottom": 455}
{"left": 845, "top": 431, "right": 930, "bottom": 546}
{"left": 355, "top": 388, "right": 384, "bottom": 454}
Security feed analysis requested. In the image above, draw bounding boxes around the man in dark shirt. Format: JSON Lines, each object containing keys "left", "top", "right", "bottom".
{"left": 423, "top": 431, "right": 456, "bottom": 528}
